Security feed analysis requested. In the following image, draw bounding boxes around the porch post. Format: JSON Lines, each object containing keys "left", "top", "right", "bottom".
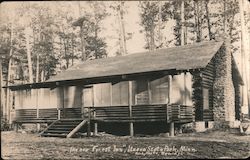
{"left": 169, "top": 122, "right": 175, "bottom": 137}
{"left": 93, "top": 86, "right": 98, "bottom": 136}
{"left": 36, "top": 89, "right": 40, "bottom": 131}
{"left": 87, "top": 107, "right": 91, "bottom": 137}
{"left": 168, "top": 75, "right": 172, "bottom": 105}
{"left": 129, "top": 81, "right": 134, "bottom": 137}
{"left": 62, "top": 87, "right": 65, "bottom": 119}
{"left": 58, "top": 87, "right": 61, "bottom": 120}
{"left": 87, "top": 86, "right": 95, "bottom": 137}
{"left": 57, "top": 109, "right": 61, "bottom": 120}
{"left": 168, "top": 75, "right": 174, "bottom": 137}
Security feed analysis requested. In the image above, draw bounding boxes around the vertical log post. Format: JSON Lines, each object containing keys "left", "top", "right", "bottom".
{"left": 36, "top": 89, "right": 40, "bottom": 131}
{"left": 81, "top": 87, "right": 84, "bottom": 119}
{"left": 93, "top": 86, "right": 97, "bottom": 136}
{"left": 58, "top": 109, "right": 61, "bottom": 120}
{"left": 58, "top": 86, "right": 61, "bottom": 120}
{"left": 87, "top": 107, "right": 91, "bottom": 137}
{"left": 93, "top": 110, "right": 97, "bottom": 136}
{"left": 128, "top": 81, "right": 134, "bottom": 137}
{"left": 169, "top": 122, "right": 175, "bottom": 137}
{"left": 87, "top": 86, "right": 95, "bottom": 137}
{"left": 14, "top": 123, "right": 18, "bottom": 132}
{"left": 62, "top": 87, "right": 65, "bottom": 119}
{"left": 168, "top": 75, "right": 174, "bottom": 137}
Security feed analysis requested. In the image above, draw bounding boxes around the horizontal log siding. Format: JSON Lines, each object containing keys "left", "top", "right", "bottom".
{"left": 203, "top": 110, "right": 213, "bottom": 121}
{"left": 201, "top": 58, "right": 215, "bottom": 121}
{"left": 94, "top": 105, "right": 168, "bottom": 122}
{"left": 170, "top": 104, "right": 194, "bottom": 123}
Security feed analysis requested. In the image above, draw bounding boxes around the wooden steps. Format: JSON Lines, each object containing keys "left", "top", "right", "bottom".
{"left": 40, "top": 119, "right": 86, "bottom": 138}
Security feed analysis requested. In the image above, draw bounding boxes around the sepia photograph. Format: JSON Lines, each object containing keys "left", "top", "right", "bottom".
{"left": 1, "top": 0, "right": 250, "bottom": 159}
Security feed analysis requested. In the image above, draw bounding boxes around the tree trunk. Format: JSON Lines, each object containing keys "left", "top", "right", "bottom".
{"left": 245, "top": 0, "right": 250, "bottom": 115}
{"left": 41, "top": 69, "right": 45, "bottom": 82}
{"left": 95, "top": 22, "right": 98, "bottom": 59}
{"left": 80, "top": 26, "right": 86, "bottom": 61}
{"left": 228, "top": 0, "right": 236, "bottom": 41}
{"left": 181, "top": 0, "right": 185, "bottom": 45}
{"left": 25, "top": 27, "right": 33, "bottom": 83}
{"left": 62, "top": 33, "right": 69, "bottom": 69}
{"left": 239, "top": 0, "right": 249, "bottom": 116}
{"left": 150, "top": 28, "right": 155, "bottom": 51}
{"left": 78, "top": 2, "right": 86, "bottom": 61}
{"left": 158, "top": 1, "right": 163, "bottom": 47}
{"left": 223, "top": 0, "right": 227, "bottom": 34}
{"left": 6, "top": 22, "right": 13, "bottom": 124}
{"left": 194, "top": 0, "right": 201, "bottom": 42}
{"left": 0, "top": 59, "right": 3, "bottom": 118}
{"left": 36, "top": 54, "right": 39, "bottom": 83}
{"left": 34, "top": 30, "right": 40, "bottom": 83}
{"left": 71, "top": 34, "right": 74, "bottom": 66}
{"left": 118, "top": 1, "right": 127, "bottom": 55}
{"left": 148, "top": 1, "right": 155, "bottom": 51}
{"left": 205, "top": 0, "right": 212, "bottom": 40}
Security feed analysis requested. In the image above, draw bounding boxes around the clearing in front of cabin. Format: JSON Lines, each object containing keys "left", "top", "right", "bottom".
{"left": 1, "top": 129, "right": 250, "bottom": 159}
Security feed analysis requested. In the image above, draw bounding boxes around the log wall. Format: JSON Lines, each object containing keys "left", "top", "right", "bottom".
{"left": 170, "top": 104, "right": 194, "bottom": 123}
{"left": 201, "top": 58, "right": 215, "bottom": 121}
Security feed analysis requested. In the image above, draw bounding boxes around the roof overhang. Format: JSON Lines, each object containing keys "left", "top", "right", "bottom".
{"left": 5, "top": 68, "right": 201, "bottom": 91}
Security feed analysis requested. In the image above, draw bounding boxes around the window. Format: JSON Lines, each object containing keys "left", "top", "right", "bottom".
{"left": 83, "top": 87, "right": 93, "bottom": 107}
{"left": 112, "top": 81, "right": 128, "bottom": 106}
{"left": 150, "top": 76, "right": 169, "bottom": 104}
{"left": 135, "top": 76, "right": 169, "bottom": 105}
{"left": 135, "top": 79, "right": 149, "bottom": 104}
{"left": 94, "top": 83, "right": 111, "bottom": 107}
{"left": 203, "top": 88, "right": 209, "bottom": 110}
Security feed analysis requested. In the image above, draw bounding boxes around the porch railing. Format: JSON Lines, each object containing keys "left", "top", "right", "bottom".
{"left": 14, "top": 104, "right": 195, "bottom": 123}
{"left": 14, "top": 108, "right": 82, "bottom": 122}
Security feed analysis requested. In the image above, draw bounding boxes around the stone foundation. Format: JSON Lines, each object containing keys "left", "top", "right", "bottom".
{"left": 194, "top": 121, "right": 206, "bottom": 132}
{"left": 207, "top": 121, "right": 214, "bottom": 129}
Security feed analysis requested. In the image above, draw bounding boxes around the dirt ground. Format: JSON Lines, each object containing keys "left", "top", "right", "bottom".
{"left": 1, "top": 129, "right": 250, "bottom": 159}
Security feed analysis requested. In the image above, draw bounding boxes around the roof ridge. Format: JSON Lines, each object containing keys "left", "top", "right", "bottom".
{"left": 68, "top": 40, "right": 223, "bottom": 68}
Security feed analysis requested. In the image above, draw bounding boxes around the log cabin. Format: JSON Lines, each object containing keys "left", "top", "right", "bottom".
{"left": 5, "top": 38, "right": 243, "bottom": 137}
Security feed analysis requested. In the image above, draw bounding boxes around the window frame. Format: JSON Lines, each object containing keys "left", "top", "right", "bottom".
{"left": 203, "top": 87, "right": 210, "bottom": 110}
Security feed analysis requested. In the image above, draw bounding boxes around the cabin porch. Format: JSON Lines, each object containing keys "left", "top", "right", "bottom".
{"left": 13, "top": 103, "right": 194, "bottom": 137}
{"left": 12, "top": 71, "right": 195, "bottom": 137}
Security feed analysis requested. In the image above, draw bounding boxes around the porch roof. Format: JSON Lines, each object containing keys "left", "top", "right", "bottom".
{"left": 7, "top": 40, "right": 226, "bottom": 90}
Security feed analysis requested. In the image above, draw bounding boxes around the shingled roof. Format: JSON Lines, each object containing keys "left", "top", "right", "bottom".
{"left": 7, "top": 40, "right": 230, "bottom": 90}
{"left": 47, "top": 40, "right": 224, "bottom": 82}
